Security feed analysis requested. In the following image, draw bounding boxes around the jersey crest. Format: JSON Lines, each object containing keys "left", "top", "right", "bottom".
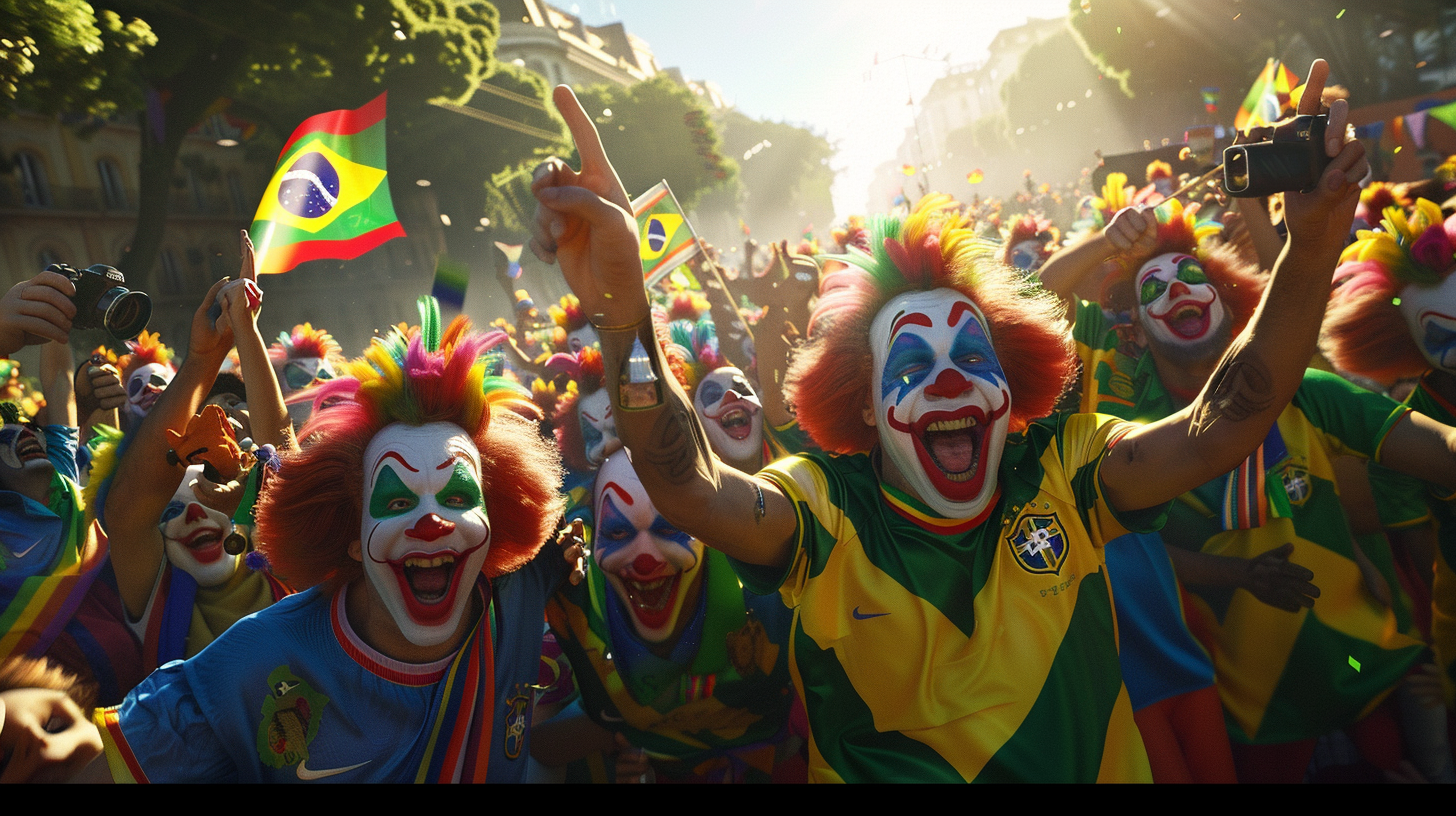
{"left": 256, "top": 665, "right": 330, "bottom": 769}
{"left": 503, "top": 685, "right": 531, "bottom": 760}
{"left": 1280, "top": 465, "right": 1312, "bottom": 506}
{"left": 1006, "top": 511, "right": 1069, "bottom": 575}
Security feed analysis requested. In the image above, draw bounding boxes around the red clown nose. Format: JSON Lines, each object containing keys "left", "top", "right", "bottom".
{"left": 924, "top": 368, "right": 974, "bottom": 399}
{"left": 632, "top": 554, "right": 664, "bottom": 576}
{"left": 406, "top": 513, "right": 456, "bottom": 542}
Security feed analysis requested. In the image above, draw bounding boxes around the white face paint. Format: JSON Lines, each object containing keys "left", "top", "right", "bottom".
{"left": 593, "top": 454, "right": 705, "bottom": 644}
{"left": 566, "top": 325, "right": 599, "bottom": 354}
{"left": 1399, "top": 274, "right": 1456, "bottom": 374}
{"left": 161, "top": 466, "right": 237, "bottom": 587}
{"left": 870, "top": 289, "right": 1011, "bottom": 520}
{"left": 1135, "top": 252, "right": 1229, "bottom": 355}
{"left": 359, "top": 422, "right": 491, "bottom": 648}
{"left": 577, "top": 388, "right": 620, "bottom": 468}
{"left": 126, "top": 363, "right": 172, "bottom": 420}
{"left": 692, "top": 367, "right": 764, "bottom": 468}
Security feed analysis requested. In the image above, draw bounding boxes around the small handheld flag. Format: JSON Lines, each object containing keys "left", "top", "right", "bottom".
{"left": 1235, "top": 59, "right": 1299, "bottom": 132}
{"left": 631, "top": 181, "right": 700, "bottom": 288}
{"left": 430, "top": 256, "right": 469, "bottom": 317}
{"left": 249, "top": 93, "right": 406, "bottom": 276}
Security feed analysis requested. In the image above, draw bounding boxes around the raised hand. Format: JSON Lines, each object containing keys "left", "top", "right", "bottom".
{"left": 0, "top": 270, "right": 76, "bottom": 356}
{"left": 531, "top": 86, "right": 646, "bottom": 328}
{"left": 1103, "top": 205, "right": 1158, "bottom": 258}
{"left": 1280, "top": 59, "right": 1365, "bottom": 249}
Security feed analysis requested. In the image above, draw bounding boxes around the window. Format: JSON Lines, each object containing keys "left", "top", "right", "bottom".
{"left": 16, "top": 152, "right": 51, "bottom": 207}
{"left": 97, "top": 158, "right": 127, "bottom": 209}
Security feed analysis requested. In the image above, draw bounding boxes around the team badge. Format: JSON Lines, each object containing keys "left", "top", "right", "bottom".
{"left": 1006, "top": 511, "right": 1069, "bottom": 575}
{"left": 256, "top": 665, "right": 330, "bottom": 769}
{"left": 503, "top": 685, "right": 531, "bottom": 760}
{"left": 1281, "top": 466, "right": 1311, "bottom": 506}
{"left": 1108, "top": 370, "right": 1135, "bottom": 401}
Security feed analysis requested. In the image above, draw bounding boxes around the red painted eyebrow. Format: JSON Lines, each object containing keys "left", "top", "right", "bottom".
{"left": 890, "top": 312, "right": 933, "bottom": 338}
{"left": 372, "top": 450, "right": 419, "bottom": 477}
{"left": 600, "top": 481, "right": 634, "bottom": 506}
{"left": 948, "top": 301, "right": 977, "bottom": 329}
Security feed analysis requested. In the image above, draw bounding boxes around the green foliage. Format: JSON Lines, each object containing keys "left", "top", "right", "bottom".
{"left": 573, "top": 75, "right": 736, "bottom": 211}
{"left": 0, "top": 0, "right": 154, "bottom": 118}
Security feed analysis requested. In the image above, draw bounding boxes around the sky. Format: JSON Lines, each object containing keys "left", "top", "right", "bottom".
{"left": 572, "top": 0, "right": 1076, "bottom": 219}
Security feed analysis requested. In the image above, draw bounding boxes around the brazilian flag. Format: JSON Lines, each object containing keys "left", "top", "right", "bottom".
{"left": 249, "top": 93, "right": 405, "bottom": 276}
{"left": 631, "top": 180, "right": 699, "bottom": 287}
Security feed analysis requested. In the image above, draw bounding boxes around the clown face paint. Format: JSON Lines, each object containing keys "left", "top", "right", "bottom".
{"left": 0, "top": 424, "right": 50, "bottom": 491}
{"left": 126, "top": 363, "right": 172, "bottom": 420}
{"left": 566, "top": 325, "right": 599, "bottom": 354}
{"left": 693, "top": 367, "right": 764, "bottom": 469}
{"left": 1135, "top": 253, "right": 1229, "bottom": 359}
{"left": 161, "top": 466, "right": 238, "bottom": 587}
{"left": 1008, "top": 239, "right": 1047, "bottom": 273}
{"left": 593, "top": 454, "right": 705, "bottom": 644}
{"left": 577, "top": 387, "right": 620, "bottom": 469}
{"left": 871, "top": 289, "right": 1011, "bottom": 520}
{"left": 359, "top": 422, "right": 491, "bottom": 648}
{"left": 1399, "top": 274, "right": 1456, "bottom": 374}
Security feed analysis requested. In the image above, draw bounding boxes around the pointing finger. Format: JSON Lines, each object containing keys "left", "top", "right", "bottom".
{"left": 1298, "top": 59, "right": 1328, "bottom": 117}
{"left": 553, "top": 87, "right": 610, "bottom": 177}
{"left": 239, "top": 230, "right": 257, "bottom": 282}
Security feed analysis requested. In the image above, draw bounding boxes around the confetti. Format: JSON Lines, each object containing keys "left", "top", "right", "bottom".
{"left": 1336, "top": 8, "right": 1346, "bottom": 18}
{"left": 1233, "top": 12, "right": 1241, "bottom": 20}
{"left": 967, "top": 170, "right": 984, "bottom": 184}
{"left": 1393, "top": 297, "right": 1402, "bottom": 306}
{"left": 1116, "top": 26, "right": 1121, "bottom": 34}
{"left": 1395, "top": 146, "right": 1403, "bottom": 154}
{"left": 1349, "top": 656, "right": 1361, "bottom": 671}
{"left": 1080, "top": 0, "right": 1091, "bottom": 12}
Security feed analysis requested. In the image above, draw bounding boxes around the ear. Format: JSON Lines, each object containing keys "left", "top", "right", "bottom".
{"left": 861, "top": 396, "right": 876, "bottom": 428}
{"left": 348, "top": 539, "right": 362, "bottom": 563}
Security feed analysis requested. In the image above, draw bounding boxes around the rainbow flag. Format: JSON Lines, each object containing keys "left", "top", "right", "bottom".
{"left": 249, "top": 93, "right": 406, "bottom": 276}
{"left": 1235, "top": 59, "right": 1300, "bottom": 132}
{"left": 632, "top": 181, "right": 699, "bottom": 288}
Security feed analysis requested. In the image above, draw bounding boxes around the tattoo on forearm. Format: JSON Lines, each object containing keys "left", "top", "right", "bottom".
{"left": 1192, "top": 349, "right": 1274, "bottom": 433}
{"left": 642, "top": 399, "right": 713, "bottom": 486}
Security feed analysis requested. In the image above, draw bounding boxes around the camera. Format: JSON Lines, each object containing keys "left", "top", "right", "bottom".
{"left": 47, "top": 263, "right": 152, "bottom": 341}
{"left": 1222, "top": 115, "right": 1333, "bottom": 198}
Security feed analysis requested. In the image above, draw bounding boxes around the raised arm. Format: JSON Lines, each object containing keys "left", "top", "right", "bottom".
{"left": 38, "top": 340, "right": 77, "bottom": 428}
{"left": 531, "top": 86, "right": 797, "bottom": 570}
{"left": 1100, "top": 59, "right": 1366, "bottom": 512}
{"left": 1037, "top": 205, "right": 1157, "bottom": 320}
{"left": 221, "top": 232, "right": 292, "bottom": 450}
{"left": 102, "top": 276, "right": 240, "bottom": 617}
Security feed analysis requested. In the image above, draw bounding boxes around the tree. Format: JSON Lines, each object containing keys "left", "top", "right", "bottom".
{"left": 0, "top": 0, "right": 154, "bottom": 120}
{"left": 82, "top": 0, "right": 502, "bottom": 281}
{"left": 572, "top": 75, "right": 736, "bottom": 211}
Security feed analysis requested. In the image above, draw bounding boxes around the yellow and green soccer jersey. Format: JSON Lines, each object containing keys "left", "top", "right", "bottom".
{"left": 1162, "top": 371, "right": 1426, "bottom": 744}
{"left": 734, "top": 412, "right": 1162, "bottom": 783}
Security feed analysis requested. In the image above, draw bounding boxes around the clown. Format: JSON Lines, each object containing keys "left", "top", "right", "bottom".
{"left": 666, "top": 316, "right": 771, "bottom": 474}
{"left": 538, "top": 452, "right": 798, "bottom": 783}
{"left": 549, "top": 294, "right": 599, "bottom": 354}
{"left": 117, "top": 330, "right": 174, "bottom": 428}
{"left": 268, "top": 323, "right": 343, "bottom": 428}
{"left": 1000, "top": 214, "right": 1058, "bottom": 274}
{"left": 90, "top": 314, "right": 569, "bottom": 782}
{"left": 529, "top": 72, "right": 1381, "bottom": 781}
{"left": 1323, "top": 199, "right": 1456, "bottom": 718}
{"left": 551, "top": 346, "right": 620, "bottom": 475}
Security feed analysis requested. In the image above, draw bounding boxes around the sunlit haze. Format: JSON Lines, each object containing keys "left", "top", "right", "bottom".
{"left": 574, "top": 0, "right": 1075, "bottom": 220}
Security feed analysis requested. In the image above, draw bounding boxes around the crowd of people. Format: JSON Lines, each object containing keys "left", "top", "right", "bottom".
{"left": 3, "top": 57, "right": 1456, "bottom": 783}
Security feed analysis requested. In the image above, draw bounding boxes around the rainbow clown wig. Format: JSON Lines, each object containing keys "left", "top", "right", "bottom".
{"left": 253, "top": 312, "right": 565, "bottom": 593}
{"left": 1322, "top": 198, "right": 1456, "bottom": 385}
{"left": 789, "top": 194, "right": 1075, "bottom": 454}
{"left": 119, "top": 330, "right": 175, "bottom": 382}
{"left": 268, "top": 323, "right": 344, "bottom": 367}
{"left": 1101, "top": 199, "right": 1265, "bottom": 329}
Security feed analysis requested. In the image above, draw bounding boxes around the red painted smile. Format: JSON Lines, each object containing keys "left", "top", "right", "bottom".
{"left": 887, "top": 396, "right": 1009, "bottom": 503}
{"left": 387, "top": 539, "right": 488, "bottom": 627}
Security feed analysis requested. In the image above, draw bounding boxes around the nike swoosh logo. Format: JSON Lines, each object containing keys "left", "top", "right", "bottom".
{"left": 852, "top": 607, "right": 889, "bottom": 620}
{"left": 9, "top": 538, "right": 43, "bottom": 560}
{"left": 599, "top": 709, "right": 626, "bottom": 723}
{"left": 296, "top": 759, "right": 370, "bottom": 781}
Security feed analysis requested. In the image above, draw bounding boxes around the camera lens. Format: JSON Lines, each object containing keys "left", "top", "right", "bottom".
{"left": 96, "top": 288, "right": 152, "bottom": 341}
{"left": 1225, "top": 150, "right": 1250, "bottom": 194}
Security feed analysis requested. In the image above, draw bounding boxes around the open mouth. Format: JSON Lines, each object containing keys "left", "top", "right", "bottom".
{"left": 135, "top": 388, "right": 163, "bottom": 412}
{"left": 889, "top": 398, "right": 1009, "bottom": 503}
{"left": 620, "top": 570, "right": 681, "bottom": 630}
{"left": 388, "top": 541, "right": 486, "bottom": 626}
{"left": 14, "top": 435, "right": 45, "bottom": 463}
{"left": 717, "top": 407, "right": 754, "bottom": 440}
{"left": 1161, "top": 301, "right": 1210, "bottom": 340}
{"left": 179, "top": 524, "right": 226, "bottom": 565}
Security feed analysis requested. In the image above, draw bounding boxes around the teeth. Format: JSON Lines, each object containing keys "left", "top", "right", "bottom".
{"left": 927, "top": 417, "right": 978, "bottom": 432}
{"left": 404, "top": 554, "right": 456, "bottom": 569}
{"left": 629, "top": 576, "right": 669, "bottom": 590}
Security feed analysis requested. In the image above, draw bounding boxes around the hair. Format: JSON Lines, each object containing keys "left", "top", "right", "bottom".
{"left": 268, "top": 323, "right": 343, "bottom": 366}
{"left": 253, "top": 317, "right": 564, "bottom": 592}
{"left": 1100, "top": 198, "right": 1265, "bottom": 331}
{"left": 548, "top": 294, "right": 589, "bottom": 333}
{"left": 788, "top": 194, "right": 1076, "bottom": 454}
{"left": 0, "top": 655, "right": 96, "bottom": 713}
{"left": 1322, "top": 198, "right": 1456, "bottom": 385}
{"left": 119, "top": 330, "right": 175, "bottom": 381}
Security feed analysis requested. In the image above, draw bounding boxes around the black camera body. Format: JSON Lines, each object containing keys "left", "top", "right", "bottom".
{"left": 47, "top": 263, "right": 152, "bottom": 341}
{"left": 1222, "top": 115, "right": 1333, "bottom": 198}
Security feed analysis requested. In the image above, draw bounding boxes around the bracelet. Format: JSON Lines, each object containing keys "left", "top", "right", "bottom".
{"left": 588, "top": 313, "right": 650, "bottom": 332}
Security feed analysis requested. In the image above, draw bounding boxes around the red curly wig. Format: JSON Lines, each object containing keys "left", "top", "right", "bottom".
{"left": 789, "top": 194, "right": 1076, "bottom": 454}
{"left": 253, "top": 318, "right": 565, "bottom": 593}
{"left": 1100, "top": 199, "right": 1265, "bottom": 332}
